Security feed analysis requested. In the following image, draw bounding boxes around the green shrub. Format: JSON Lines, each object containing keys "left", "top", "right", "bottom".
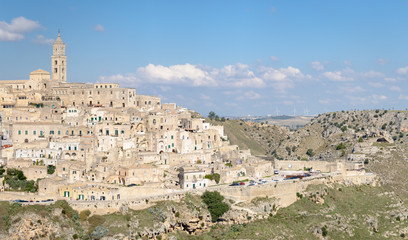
{"left": 47, "top": 165, "right": 56, "bottom": 175}
{"left": 79, "top": 210, "right": 91, "bottom": 221}
{"left": 204, "top": 173, "right": 220, "bottom": 184}
{"left": 90, "top": 225, "right": 108, "bottom": 239}
{"left": 201, "top": 191, "right": 230, "bottom": 222}
{"left": 336, "top": 143, "right": 347, "bottom": 150}
{"left": 306, "top": 149, "right": 314, "bottom": 157}
{"left": 322, "top": 225, "right": 328, "bottom": 237}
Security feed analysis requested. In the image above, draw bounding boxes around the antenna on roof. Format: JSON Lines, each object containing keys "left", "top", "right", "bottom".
{"left": 58, "top": 29, "right": 60, "bottom": 34}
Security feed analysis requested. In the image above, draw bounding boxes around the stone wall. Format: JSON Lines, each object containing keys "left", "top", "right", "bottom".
{"left": 275, "top": 160, "right": 339, "bottom": 172}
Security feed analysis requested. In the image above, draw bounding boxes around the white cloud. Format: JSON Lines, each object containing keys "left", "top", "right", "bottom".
{"left": 224, "top": 102, "right": 238, "bottom": 107}
{"left": 270, "top": 56, "right": 279, "bottom": 61}
{"left": 385, "top": 77, "right": 396, "bottom": 82}
{"left": 371, "top": 94, "right": 387, "bottom": 103}
{"left": 399, "top": 95, "right": 408, "bottom": 100}
{"left": 376, "top": 58, "right": 388, "bottom": 65}
{"left": 214, "top": 63, "right": 265, "bottom": 88}
{"left": 94, "top": 24, "right": 105, "bottom": 32}
{"left": 362, "top": 70, "right": 385, "bottom": 78}
{"left": 101, "top": 62, "right": 310, "bottom": 91}
{"left": 390, "top": 86, "right": 402, "bottom": 92}
{"left": 368, "top": 82, "right": 384, "bottom": 88}
{"left": 159, "top": 86, "right": 171, "bottom": 92}
{"left": 200, "top": 94, "right": 211, "bottom": 100}
{"left": 397, "top": 66, "right": 408, "bottom": 75}
{"left": 32, "top": 35, "right": 54, "bottom": 45}
{"left": 101, "top": 63, "right": 270, "bottom": 88}
{"left": 344, "top": 60, "right": 352, "bottom": 66}
{"left": 322, "top": 71, "right": 353, "bottom": 82}
{"left": 319, "top": 99, "right": 332, "bottom": 105}
{"left": 242, "top": 91, "right": 261, "bottom": 100}
{"left": 310, "top": 61, "right": 325, "bottom": 71}
{"left": 347, "top": 94, "right": 387, "bottom": 105}
{"left": 137, "top": 63, "right": 216, "bottom": 86}
{"left": 260, "top": 66, "right": 308, "bottom": 93}
{"left": 339, "top": 85, "right": 365, "bottom": 94}
{"left": 0, "top": 17, "right": 41, "bottom": 41}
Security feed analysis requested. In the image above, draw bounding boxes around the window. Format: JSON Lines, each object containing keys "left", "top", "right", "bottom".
{"left": 55, "top": 60, "right": 57, "bottom": 65}
{"left": 33, "top": 130, "right": 36, "bottom": 135}
{"left": 50, "top": 130, "right": 54, "bottom": 135}
{"left": 18, "top": 130, "right": 21, "bottom": 135}
{"left": 58, "top": 130, "right": 61, "bottom": 135}
{"left": 25, "top": 130, "right": 28, "bottom": 135}
{"left": 54, "top": 68, "right": 57, "bottom": 73}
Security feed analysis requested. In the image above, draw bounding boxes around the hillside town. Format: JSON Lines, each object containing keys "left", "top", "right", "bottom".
{"left": 0, "top": 33, "right": 274, "bottom": 201}
{"left": 0, "top": 33, "right": 374, "bottom": 207}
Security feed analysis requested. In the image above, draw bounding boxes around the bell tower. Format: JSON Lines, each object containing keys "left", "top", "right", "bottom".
{"left": 51, "top": 30, "right": 67, "bottom": 82}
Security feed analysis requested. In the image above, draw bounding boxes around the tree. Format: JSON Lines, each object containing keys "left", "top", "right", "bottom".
{"left": 47, "top": 165, "right": 56, "bottom": 175}
{"left": 306, "top": 149, "right": 314, "bottom": 157}
{"left": 213, "top": 173, "right": 220, "bottom": 184}
{"left": 201, "top": 191, "right": 230, "bottom": 222}
{"left": 208, "top": 111, "right": 216, "bottom": 120}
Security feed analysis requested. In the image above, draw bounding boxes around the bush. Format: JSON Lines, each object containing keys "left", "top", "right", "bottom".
{"left": 90, "top": 226, "right": 108, "bottom": 240}
{"left": 79, "top": 210, "right": 91, "bottom": 221}
{"left": 6, "top": 168, "right": 26, "bottom": 180}
{"left": 213, "top": 173, "right": 220, "bottom": 184}
{"left": 358, "top": 137, "right": 364, "bottom": 142}
{"left": 225, "top": 162, "right": 233, "bottom": 167}
{"left": 201, "top": 191, "right": 230, "bottom": 222}
{"left": 336, "top": 143, "right": 347, "bottom": 150}
{"left": 322, "top": 225, "right": 328, "bottom": 237}
{"left": 306, "top": 149, "right": 314, "bottom": 157}
{"left": 47, "top": 165, "right": 56, "bottom": 175}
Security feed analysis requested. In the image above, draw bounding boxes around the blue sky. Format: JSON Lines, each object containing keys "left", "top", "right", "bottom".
{"left": 1, "top": 1, "right": 408, "bottom": 116}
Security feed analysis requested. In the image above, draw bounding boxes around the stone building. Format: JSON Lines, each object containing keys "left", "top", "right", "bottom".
{"left": 0, "top": 32, "right": 278, "bottom": 200}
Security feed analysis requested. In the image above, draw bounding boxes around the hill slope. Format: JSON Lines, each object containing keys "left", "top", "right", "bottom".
{"left": 209, "top": 119, "right": 289, "bottom": 156}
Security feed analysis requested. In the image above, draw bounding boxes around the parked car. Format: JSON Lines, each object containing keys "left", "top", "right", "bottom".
{"left": 229, "top": 182, "right": 240, "bottom": 186}
{"left": 127, "top": 183, "right": 137, "bottom": 187}
{"left": 239, "top": 182, "right": 245, "bottom": 185}
{"left": 274, "top": 170, "right": 279, "bottom": 175}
